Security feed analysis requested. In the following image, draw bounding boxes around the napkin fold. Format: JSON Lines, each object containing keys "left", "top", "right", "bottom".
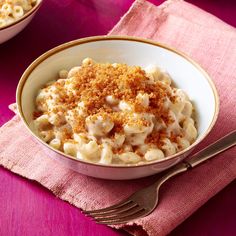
{"left": 1, "top": 0, "right": 236, "bottom": 235}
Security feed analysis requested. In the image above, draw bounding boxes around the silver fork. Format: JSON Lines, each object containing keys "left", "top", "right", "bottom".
{"left": 84, "top": 130, "right": 236, "bottom": 225}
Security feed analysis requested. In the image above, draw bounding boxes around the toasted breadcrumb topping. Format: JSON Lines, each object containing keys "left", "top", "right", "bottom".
{"left": 34, "top": 58, "right": 199, "bottom": 165}
{"left": 36, "top": 60, "right": 178, "bottom": 146}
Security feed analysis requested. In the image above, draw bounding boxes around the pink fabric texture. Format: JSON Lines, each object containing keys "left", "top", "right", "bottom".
{"left": 0, "top": 0, "right": 236, "bottom": 235}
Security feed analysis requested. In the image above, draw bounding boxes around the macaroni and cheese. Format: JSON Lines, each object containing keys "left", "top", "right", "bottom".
{"left": 0, "top": 0, "right": 38, "bottom": 28}
{"left": 33, "top": 58, "right": 198, "bottom": 165}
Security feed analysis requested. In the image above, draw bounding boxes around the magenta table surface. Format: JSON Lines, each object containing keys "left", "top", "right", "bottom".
{"left": 0, "top": 1, "right": 236, "bottom": 235}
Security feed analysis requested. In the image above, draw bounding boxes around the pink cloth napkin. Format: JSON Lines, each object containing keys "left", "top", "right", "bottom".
{"left": 1, "top": 0, "right": 236, "bottom": 235}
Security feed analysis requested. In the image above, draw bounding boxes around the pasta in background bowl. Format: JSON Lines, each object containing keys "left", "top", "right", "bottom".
{"left": 0, "top": 0, "right": 43, "bottom": 44}
{"left": 16, "top": 36, "right": 219, "bottom": 180}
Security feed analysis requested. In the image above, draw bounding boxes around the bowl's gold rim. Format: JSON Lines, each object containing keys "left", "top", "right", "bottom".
{"left": 16, "top": 35, "right": 220, "bottom": 169}
{"left": 0, "top": 0, "right": 43, "bottom": 31}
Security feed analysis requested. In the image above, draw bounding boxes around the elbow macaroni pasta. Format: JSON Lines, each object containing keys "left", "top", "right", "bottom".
{"left": 33, "top": 58, "right": 198, "bottom": 165}
{"left": 0, "top": 0, "right": 39, "bottom": 28}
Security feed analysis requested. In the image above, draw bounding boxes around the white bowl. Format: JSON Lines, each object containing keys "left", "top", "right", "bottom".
{"left": 16, "top": 36, "right": 219, "bottom": 180}
{"left": 0, "top": 0, "right": 43, "bottom": 44}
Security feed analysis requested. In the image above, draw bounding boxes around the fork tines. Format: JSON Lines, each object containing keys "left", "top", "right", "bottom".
{"left": 84, "top": 200, "right": 146, "bottom": 225}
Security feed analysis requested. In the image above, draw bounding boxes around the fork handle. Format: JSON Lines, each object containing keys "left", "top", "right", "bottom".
{"left": 186, "top": 130, "right": 236, "bottom": 168}
{"left": 153, "top": 130, "right": 236, "bottom": 188}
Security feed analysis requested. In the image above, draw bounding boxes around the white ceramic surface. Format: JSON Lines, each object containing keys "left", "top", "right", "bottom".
{"left": 0, "top": 0, "right": 43, "bottom": 44}
{"left": 16, "top": 36, "right": 219, "bottom": 180}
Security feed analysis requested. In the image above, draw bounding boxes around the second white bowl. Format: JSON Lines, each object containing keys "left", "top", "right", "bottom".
{"left": 0, "top": 0, "right": 43, "bottom": 44}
